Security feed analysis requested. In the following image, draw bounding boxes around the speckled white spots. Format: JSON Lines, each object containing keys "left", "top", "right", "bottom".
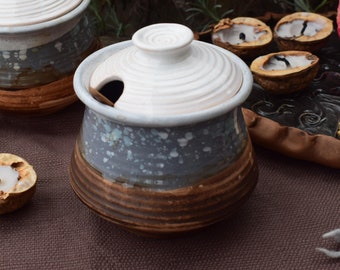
{"left": 126, "top": 150, "right": 133, "bottom": 160}
{"left": 156, "top": 163, "right": 164, "bottom": 168}
{"left": 101, "top": 128, "right": 122, "bottom": 145}
{"left": 155, "top": 180, "right": 164, "bottom": 186}
{"left": 82, "top": 109, "right": 248, "bottom": 190}
{"left": 170, "top": 149, "right": 179, "bottom": 158}
{"left": 103, "top": 123, "right": 111, "bottom": 132}
{"left": 2, "top": 51, "right": 10, "bottom": 59}
{"left": 142, "top": 169, "right": 153, "bottom": 175}
{"left": 185, "top": 132, "right": 193, "bottom": 140}
{"left": 233, "top": 109, "right": 240, "bottom": 135}
{"left": 145, "top": 179, "right": 152, "bottom": 185}
{"left": 203, "top": 146, "right": 212, "bottom": 152}
{"left": 106, "top": 151, "right": 115, "bottom": 157}
{"left": 13, "top": 63, "right": 20, "bottom": 71}
{"left": 123, "top": 127, "right": 133, "bottom": 135}
{"left": 19, "top": 50, "right": 27, "bottom": 61}
{"left": 112, "top": 128, "right": 122, "bottom": 138}
{"left": 177, "top": 138, "right": 188, "bottom": 147}
{"left": 151, "top": 129, "right": 159, "bottom": 136}
{"left": 54, "top": 42, "right": 63, "bottom": 52}
{"left": 123, "top": 136, "right": 133, "bottom": 146}
{"left": 158, "top": 132, "right": 169, "bottom": 140}
{"left": 177, "top": 132, "right": 194, "bottom": 147}
{"left": 122, "top": 182, "right": 134, "bottom": 188}
{"left": 156, "top": 153, "right": 168, "bottom": 160}
{"left": 101, "top": 134, "right": 110, "bottom": 143}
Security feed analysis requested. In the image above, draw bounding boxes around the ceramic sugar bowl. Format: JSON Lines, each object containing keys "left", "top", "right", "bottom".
{"left": 70, "top": 23, "right": 258, "bottom": 237}
{"left": 0, "top": 0, "right": 100, "bottom": 114}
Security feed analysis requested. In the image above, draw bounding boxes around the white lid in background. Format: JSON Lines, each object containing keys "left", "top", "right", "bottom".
{"left": 0, "top": 0, "right": 82, "bottom": 26}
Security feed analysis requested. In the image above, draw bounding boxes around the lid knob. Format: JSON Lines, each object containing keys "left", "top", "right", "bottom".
{"left": 132, "top": 23, "right": 194, "bottom": 56}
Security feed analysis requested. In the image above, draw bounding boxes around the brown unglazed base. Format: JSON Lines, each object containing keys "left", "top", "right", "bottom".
{"left": 0, "top": 75, "right": 77, "bottom": 115}
{"left": 69, "top": 138, "right": 258, "bottom": 238}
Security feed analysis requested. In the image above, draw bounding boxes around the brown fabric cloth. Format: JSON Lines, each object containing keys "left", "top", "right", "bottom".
{"left": 0, "top": 101, "right": 339, "bottom": 270}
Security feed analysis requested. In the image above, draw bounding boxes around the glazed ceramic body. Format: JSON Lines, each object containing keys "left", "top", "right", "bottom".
{"left": 80, "top": 106, "right": 248, "bottom": 190}
{"left": 70, "top": 24, "right": 258, "bottom": 236}
{"left": 0, "top": 14, "right": 94, "bottom": 89}
{"left": 0, "top": 0, "right": 92, "bottom": 89}
{"left": 0, "top": 0, "right": 100, "bottom": 114}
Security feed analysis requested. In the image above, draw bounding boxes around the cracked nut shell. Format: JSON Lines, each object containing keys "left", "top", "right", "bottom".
{"left": 250, "top": 50, "right": 319, "bottom": 94}
{"left": 0, "top": 153, "right": 37, "bottom": 214}
{"left": 212, "top": 17, "right": 273, "bottom": 58}
{"left": 274, "top": 12, "right": 333, "bottom": 52}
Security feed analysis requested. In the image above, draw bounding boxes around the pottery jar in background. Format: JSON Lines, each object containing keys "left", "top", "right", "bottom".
{"left": 70, "top": 23, "right": 258, "bottom": 237}
{"left": 0, "top": 0, "right": 100, "bottom": 114}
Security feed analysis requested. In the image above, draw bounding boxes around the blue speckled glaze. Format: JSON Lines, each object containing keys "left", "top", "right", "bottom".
{"left": 0, "top": 14, "right": 95, "bottom": 89}
{"left": 79, "top": 106, "right": 249, "bottom": 190}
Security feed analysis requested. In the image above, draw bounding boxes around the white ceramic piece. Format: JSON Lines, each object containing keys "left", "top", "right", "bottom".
{"left": 0, "top": 0, "right": 89, "bottom": 50}
{"left": 89, "top": 23, "right": 245, "bottom": 117}
{"left": 0, "top": 0, "right": 82, "bottom": 26}
{"left": 70, "top": 23, "right": 258, "bottom": 236}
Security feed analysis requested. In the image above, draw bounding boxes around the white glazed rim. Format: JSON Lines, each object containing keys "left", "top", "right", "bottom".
{"left": 0, "top": 0, "right": 90, "bottom": 34}
{"left": 74, "top": 40, "right": 253, "bottom": 127}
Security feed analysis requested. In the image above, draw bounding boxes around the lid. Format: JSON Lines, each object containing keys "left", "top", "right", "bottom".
{"left": 0, "top": 0, "right": 82, "bottom": 27}
{"left": 89, "top": 23, "right": 245, "bottom": 117}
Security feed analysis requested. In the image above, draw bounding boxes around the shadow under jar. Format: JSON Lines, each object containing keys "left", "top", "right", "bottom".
{"left": 70, "top": 23, "right": 258, "bottom": 238}
{"left": 0, "top": 0, "right": 100, "bottom": 115}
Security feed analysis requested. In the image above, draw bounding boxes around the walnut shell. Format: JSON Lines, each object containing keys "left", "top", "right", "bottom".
{"left": 250, "top": 50, "right": 319, "bottom": 94}
{"left": 212, "top": 17, "right": 273, "bottom": 58}
{"left": 0, "top": 153, "right": 37, "bottom": 214}
{"left": 274, "top": 12, "right": 333, "bottom": 52}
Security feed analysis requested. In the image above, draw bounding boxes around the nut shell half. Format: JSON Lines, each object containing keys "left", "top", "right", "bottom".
{"left": 250, "top": 50, "right": 319, "bottom": 94}
{"left": 274, "top": 12, "right": 333, "bottom": 52}
{"left": 0, "top": 153, "right": 37, "bottom": 214}
{"left": 212, "top": 17, "right": 273, "bottom": 58}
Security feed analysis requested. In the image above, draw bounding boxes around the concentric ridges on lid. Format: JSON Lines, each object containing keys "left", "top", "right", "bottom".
{"left": 0, "top": 0, "right": 82, "bottom": 26}
{"left": 90, "top": 41, "right": 243, "bottom": 116}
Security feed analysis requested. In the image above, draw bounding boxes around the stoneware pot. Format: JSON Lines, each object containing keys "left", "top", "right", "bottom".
{"left": 0, "top": 0, "right": 100, "bottom": 114}
{"left": 70, "top": 23, "right": 258, "bottom": 237}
